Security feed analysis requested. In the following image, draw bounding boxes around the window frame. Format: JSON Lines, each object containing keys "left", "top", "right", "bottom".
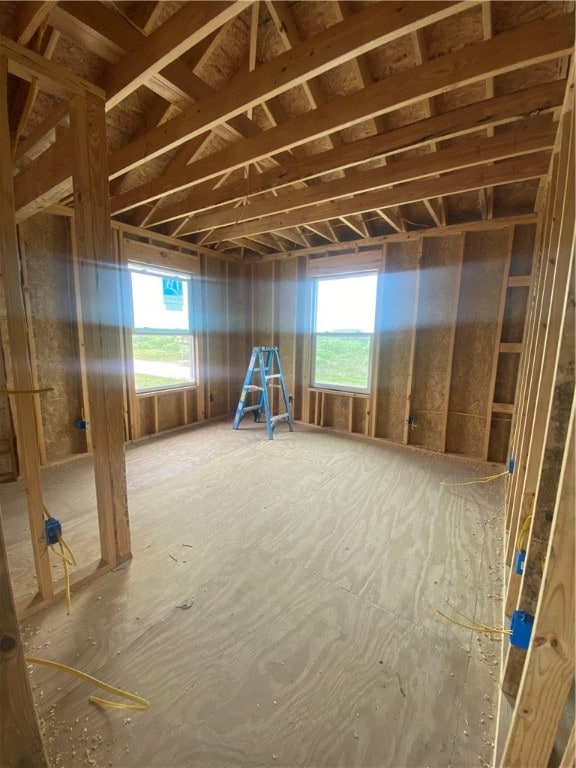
{"left": 127, "top": 261, "right": 197, "bottom": 394}
{"left": 310, "top": 270, "right": 379, "bottom": 395}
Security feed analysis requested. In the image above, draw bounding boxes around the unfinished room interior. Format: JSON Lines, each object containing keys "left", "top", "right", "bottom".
{"left": 0, "top": 1, "right": 574, "bottom": 766}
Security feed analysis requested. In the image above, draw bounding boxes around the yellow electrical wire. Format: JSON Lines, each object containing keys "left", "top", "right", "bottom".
{"left": 48, "top": 535, "right": 77, "bottom": 615}
{"left": 440, "top": 469, "right": 509, "bottom": 487}
{"left": 515, "top": 513, "right": 533, "bottom": 552}
{"left": 26, "top": 657, "right": 150, "bottom": 712}
{"left": 445, "top": 602, "right": 507, "bottom": 633}
{"left": 437, "top": 603, "right": 512, "bottom": 636}
{"left": 42, "top": 505, "right": 78, "bottom": 615}
{"left": 416, "top": 409, "right": 488, "bottom": 420}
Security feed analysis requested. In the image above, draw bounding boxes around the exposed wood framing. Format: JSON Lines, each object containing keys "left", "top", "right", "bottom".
{"left": 0, "top": 507, "right": 48, "bottom": 767}
{"left": 495, "top": 63, "right": 575, "bottom": 765}
{"left": 0, "top": 55, "right": 53, "bottom": 602}
{"left": 69, "top": 93, "right": 131, "bottom": 566}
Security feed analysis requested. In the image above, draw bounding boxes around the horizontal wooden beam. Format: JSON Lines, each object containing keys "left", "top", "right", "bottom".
{"left": 108, "top": 2, "right": 470, "bottom": 175}
{"left": 145, "top": 81, "right": 565, "bottom": 225}
{"left": 493, "top": 402, "right": 516, "bottom": 414}
{"left": 180, "top": 124, "right": 555, "bottom": 235}
{"left": 102, "top": 1, "right": 247, "bottom": 110}
{"left": 508, "top": 275, "right": 532, "bottom": 287}
{"left": 0, "top": 34, "right": 104, "bottom": 100}
{"left": 197, "top": 152, "right": 550, "bottom": 242}
{"left": 110, "top": 13, "right": 572, "bottom": 212}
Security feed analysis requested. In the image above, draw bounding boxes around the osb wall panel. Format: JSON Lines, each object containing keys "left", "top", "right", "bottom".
{"left": 351, "top": 397, "right": 368, "bottom": 435}
{"left": 488, "top": 416, "right": 513, "bottom": 464}
{"left": 494, "top": 354, "right": 521, "bottom": 405}
{"left": 321, "top": 393, "right": 350, "bottom": 432}
{"left": 248, "top": 225, "right": 532, "bottom": 462}
{"left": 251, "top": 261, "right": 275, "bottom": 348}
{"left": 138, "top": 396, "right": 155, "bottom": 438}
{"left": 227, "top": 261, "right": 250, "bottom": 409}
{"left": 374, "top": 241, "right": 420, "bottom": 442}
{"left": 509, "top": 224, "right": 536, "bottom": 276}
{"left": 203, "top": 255, "right": 229, "bottom": 418}
{"left": 409, "top": 235, "right": 463, "bottom": 453}
{"left": 157, "top": 391, "right": 181, "bottom": 432}
{"left": 20, "top": 214, "right": 85, "bottom": 462}
{"left": 446, "top": 229, "right": 509, "bottom": 458}
{"left": 501, "top": 287, "right": 529, "bottom": 343}
{"left": 276, "top": 259, "right": 298, "bottom": 402}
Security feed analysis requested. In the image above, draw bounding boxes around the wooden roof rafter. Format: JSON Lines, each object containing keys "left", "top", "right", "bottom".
{"left": 1, "top": 0, "right": 573, "bottom": 256}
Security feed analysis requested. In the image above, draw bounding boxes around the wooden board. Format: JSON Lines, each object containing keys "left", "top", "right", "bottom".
{"left": 276, "top": 259, "right": 298, "bottom": 406}
{"left": 19, "top": 213, "right": 85, "bottom": 462}
{"left": 501, "top": 287, "right": 529, "bottom": 344}
{"left": 251, "top": 260, "right": 275, "bottom": 349}
{"left": 410, "top": 235, "right": 463, "bottom": 452}
{"left": 0, "top": 502, "right": 48, "bottom": 768}
{"left": 509, "top": 223, "right": 536, "bottom": 277}
{"left": 374, "top": 240, "right": 420, "bottom": 442}
{"left": 202, "top": 255, "right": 229, "bottom": 419}
{"left": 320, "top": 392, "right": 352, "bottom": 432}
{"left": 446, "top": 229, "right": 510, "bottom": 458}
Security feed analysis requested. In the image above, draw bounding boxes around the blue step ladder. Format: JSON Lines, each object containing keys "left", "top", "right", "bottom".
{"left": 232, "top": 346, "right": 294, "bottom": 439}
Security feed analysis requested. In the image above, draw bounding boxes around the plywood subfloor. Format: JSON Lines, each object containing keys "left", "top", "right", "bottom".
{"left": 2, "top": 421, "right": 507, "bottom": 768}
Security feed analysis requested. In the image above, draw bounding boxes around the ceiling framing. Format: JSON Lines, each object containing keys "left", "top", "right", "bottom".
{"left": 1, "top": 0, "right": 574, "bottom": 259}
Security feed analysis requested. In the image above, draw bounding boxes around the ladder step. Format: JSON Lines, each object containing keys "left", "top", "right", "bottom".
{"left": 245, "top": 385, "right": 263, "bottom": 392}
{"left": 266, "top": 374, "right": 281, "bottom": 379}
{"left": 270, "top": 413, "right": 288, "bottom": 424}
{"left": 241, "top": 404, "right": 261, "bottom": 414}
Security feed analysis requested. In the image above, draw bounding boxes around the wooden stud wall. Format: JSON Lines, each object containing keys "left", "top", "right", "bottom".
{"left": 495, "top": 68, "right": 574, "bottom": 768}
{"left": 246, "top": 220, "right": 535, "bottom": 462}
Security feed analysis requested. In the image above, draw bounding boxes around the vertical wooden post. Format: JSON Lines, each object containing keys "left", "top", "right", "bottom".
{"left": 68, "top": 217, "right": 94, "bottom": 452}
{"left": 0, "top": 56, "right": 53, "bottom": 600}
{"left": 0, "top": 506, "right": 48, "bottom": 768}
{"left": 402, "top": 241, "right": 421, "bottom": 444}
{"left": 69, "top": 94, "right": 131, "bottom": 566}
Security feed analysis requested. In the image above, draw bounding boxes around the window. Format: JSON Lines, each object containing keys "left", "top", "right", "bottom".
{"left": 128, "top": 263, "right": 196, "bottom": 392}
{"left": 312, "top": 272, "right": 378, "bottom": 393}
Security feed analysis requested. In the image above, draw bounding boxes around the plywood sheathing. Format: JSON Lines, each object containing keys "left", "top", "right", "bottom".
{"left": 5, "top": 422, "right": 506, "bottom": 767}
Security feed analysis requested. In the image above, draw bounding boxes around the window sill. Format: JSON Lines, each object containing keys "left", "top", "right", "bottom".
{"left": 308, "top": 386, "right": 370, "bottom": 398}
{"left": 136, "top": 383, "right": 199, "bottom": 397}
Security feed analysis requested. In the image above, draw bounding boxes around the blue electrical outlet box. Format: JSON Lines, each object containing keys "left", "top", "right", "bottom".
{"left": 44, "top": 517, "right": 62, "bottom": 546}
{"left": 508, "top": 457, "right": 515, "bottom": 474}
{"left": 510, "top": 610, "right": 534, "bottom": 649}
{"left": 407, "top": 414, "right": 417, "bottom": 426}
{"left": 515, "top": 549, "right": 526, "bottom": 576}
{"left": 75, "top": 418, "right": 88, "bottom": 430}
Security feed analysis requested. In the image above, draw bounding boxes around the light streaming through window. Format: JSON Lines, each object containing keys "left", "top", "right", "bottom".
{"left": 129, "top": 264, "right": 195, "bottom": 392}
{"left": 312, "top": 272, "right": 378, "bottom": 392}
